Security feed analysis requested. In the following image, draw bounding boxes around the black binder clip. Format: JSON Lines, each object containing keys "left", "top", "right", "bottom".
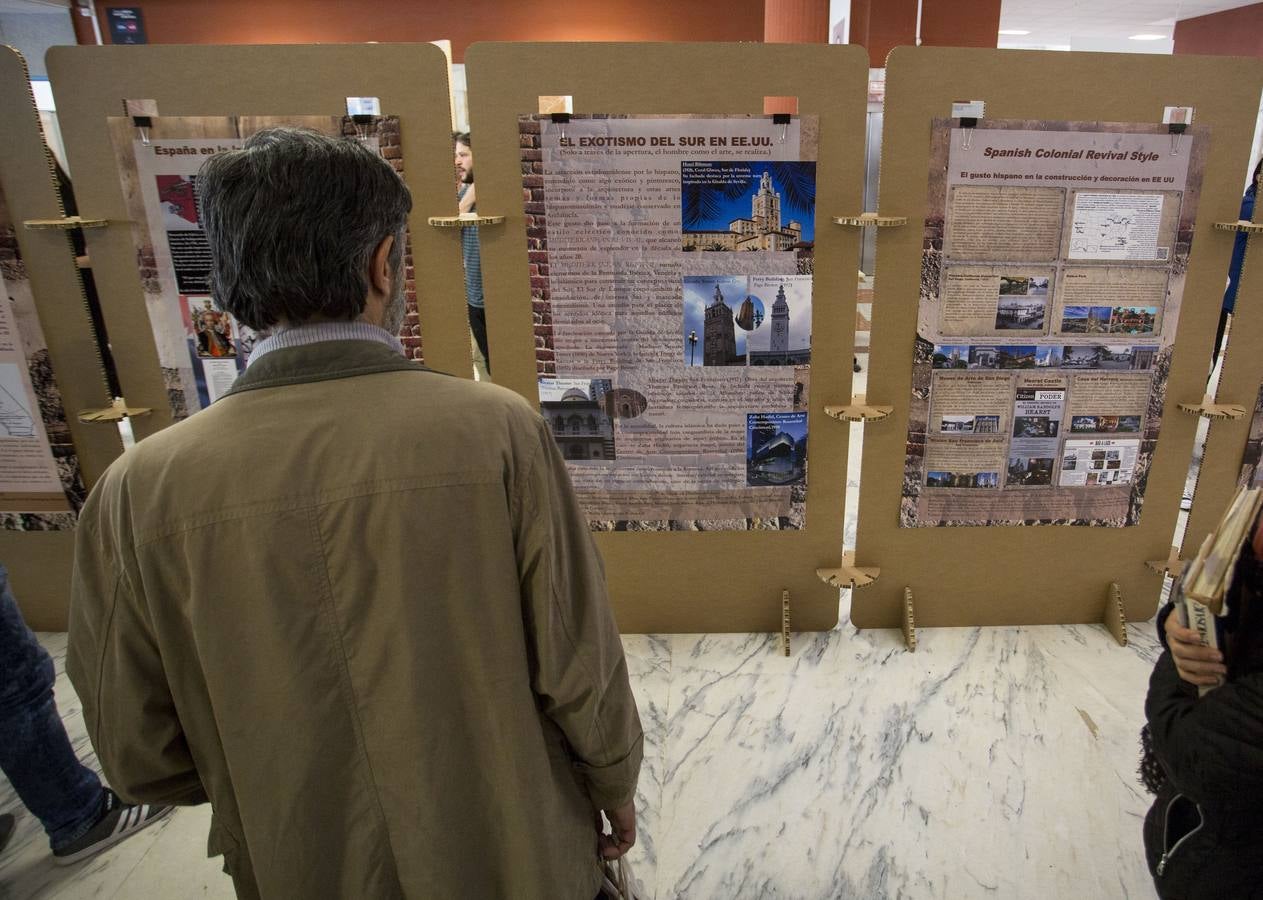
{"left": 551, "top": 111, "right": 571, "bottom": 140}
{"left": 772, "top": 112, "right": 792, "bottom": 144}
{"left": 1168, "top": 121, "right": 1187, "bottom": 156}
{"left": 549, "top": 112, "right": 571, "bottom": 123}
{"left": 959, "top": 116, "right": 978, "bottom": 151}
{"left": 351, "top": 113, "right": 374, "bottom": 141}
{"left": 132, "top": 115, "right": 152, "bottom": 146}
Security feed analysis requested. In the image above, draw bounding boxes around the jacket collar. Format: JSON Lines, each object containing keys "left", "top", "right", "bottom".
{"left": 223, "top": 339, "right": 438, "bottom": 399}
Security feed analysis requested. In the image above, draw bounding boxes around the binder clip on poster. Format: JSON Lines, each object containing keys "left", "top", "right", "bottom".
{"left": 763, "top": 96, "right": 796, "bottom": 144}
{"left": 1164, "top": 106, "right": 1193, "bottom": 156}
{"left": 953, "top": 99, "right": 985, "bottom": 151}
{"left": 346, "top": 97, "right": 381, "bottom": 141}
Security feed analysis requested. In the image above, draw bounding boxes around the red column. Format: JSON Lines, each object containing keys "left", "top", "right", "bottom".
{"left": 764, "top": 0, "right": 830, "bottom": 43}
{"left": 920, "top": 0, "right": 1001, "bottom": 49}
{"left": 70, "top": 3, "right": 99, "bottom": 45}
{"left": 849, "top": 0, "right": 917, "bottom": 67}
{"left": 1174, "top": 3, "right": 1263, "bottom": 56}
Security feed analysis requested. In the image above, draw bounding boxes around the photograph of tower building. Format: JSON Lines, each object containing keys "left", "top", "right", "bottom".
{"left": 682, "top": 275, "right": 811, "bottom": 366}
{"left": 538, "top": 378, "right": 617, "bottom": 462}
{"left": 680, "top": 161, "right": 816, "bottom": 252}
{"left": 746, "top": 411, "right": 808, "bottom": 486}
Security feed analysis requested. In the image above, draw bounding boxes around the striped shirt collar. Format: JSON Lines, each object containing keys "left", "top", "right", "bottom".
{"left": 247, "top": 320, "right": 405, "bottom": 368}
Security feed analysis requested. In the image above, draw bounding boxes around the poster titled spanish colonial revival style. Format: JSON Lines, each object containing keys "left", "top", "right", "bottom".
{"left": 903, "top": 119, "right": 1207, "bottom": 527}
{"left": 522, "top": 115, "right": 818, "bottom": 531}
{"left": 110, "top": 116, "right": 416, "bottom": 419}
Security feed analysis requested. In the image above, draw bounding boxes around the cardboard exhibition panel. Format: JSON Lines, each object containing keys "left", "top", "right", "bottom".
{"left": 855, "top": 47, "right": 1263, "bottom": 630}
{"left": 46, "top": 43, "right": 471, "bottom": 441}
{"left": 466, "top": 42, "right": 869, "bottom": 633}
{"left": 1184, "top": 175, "right": 1263, "bottom": 555}
{"left": 0, "top": 47, "right": 121, "bottom": 629}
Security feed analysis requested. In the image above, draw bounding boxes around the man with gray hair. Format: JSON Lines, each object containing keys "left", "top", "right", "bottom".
{"left": 67, "top": 127, "right": 642, "bottom": 899}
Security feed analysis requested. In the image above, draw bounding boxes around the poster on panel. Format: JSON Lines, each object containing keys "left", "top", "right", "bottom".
{"left": 0, "top": 186, "right": 85, "bottom": 525}
{"left": 903, "top": 120, "right": 1206, "bottom": 526}
{"left": 522, "top": 115, "right": 818, "bottom": 531}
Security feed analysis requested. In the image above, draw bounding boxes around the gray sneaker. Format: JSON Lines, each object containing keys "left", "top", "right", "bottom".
{"left": 52, "top": 790, "right": 172, "bottom": 865}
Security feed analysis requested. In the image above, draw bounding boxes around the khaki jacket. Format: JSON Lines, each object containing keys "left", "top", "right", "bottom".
{"left": 68, "top": 340, "right": 643, "bottom": 899}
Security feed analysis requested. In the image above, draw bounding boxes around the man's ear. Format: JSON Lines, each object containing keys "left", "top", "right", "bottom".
{"left": 369, "top": 234, "right": 395, "bottom": 296}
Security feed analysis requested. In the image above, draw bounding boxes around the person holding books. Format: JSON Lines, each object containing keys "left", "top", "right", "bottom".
{"left": 1140, "top": 506, "right": 1263, "bottom": 898}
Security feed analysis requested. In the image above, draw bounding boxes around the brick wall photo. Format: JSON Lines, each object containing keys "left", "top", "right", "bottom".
{"left": 520, "top": 117, "right": 555, "bottom": 376}
{"left": 342, "top": 115, "right": 422, "bottom": 362}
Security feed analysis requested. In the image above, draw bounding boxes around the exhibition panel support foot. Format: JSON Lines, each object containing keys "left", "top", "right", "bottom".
{"left": 901, "top": 587, "right": 917, "bottom": 652}
{"left": 1103, "top": 582, "right": 1128, "bottom": 647}
{"left": 778, "top": 589, "right": 792, "bottom": 657}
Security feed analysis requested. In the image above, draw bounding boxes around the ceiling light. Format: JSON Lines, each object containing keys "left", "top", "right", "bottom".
{"left": 1129, "top": 33, "right": 1168, "bottom": 40}
{"left": 998, "top": 29, "right": 1030, "bottom": 35}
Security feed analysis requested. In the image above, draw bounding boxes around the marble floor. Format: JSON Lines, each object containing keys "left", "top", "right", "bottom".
{"left": 2, "top": 602, "right": 1166, "bottom": 900}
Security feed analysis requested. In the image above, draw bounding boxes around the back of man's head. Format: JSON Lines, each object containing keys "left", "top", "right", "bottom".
{"left": 198, "top": 127, "right": 412, "bottom": 331}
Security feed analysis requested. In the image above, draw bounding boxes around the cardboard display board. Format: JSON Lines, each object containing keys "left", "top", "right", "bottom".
{"left": 1184, "top": 174, "right": 1262, "bottom": 555}
{"left": 854, "top": 47, "right": 1263, "bottom": 629}
{"left": 0, "top": 47, "right": 121, "bottom": 629}
{"left": 466, "top": 42, "right": 869, "bottom": 633}
{"left": 46, "top": 43, "right": 471, "bottom": 443}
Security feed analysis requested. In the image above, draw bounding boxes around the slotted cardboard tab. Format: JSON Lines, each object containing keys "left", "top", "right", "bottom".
{"left": 1177, "top": 394, "right": 1247, "bottom": 420}
{"left": 778, "top": 590, "right": 792, "bottom": 656}
{"left": 816, "top": 552, "right": 880, "bottom": 589}
{"left": 824, "top": 395, "right": 893, "bottom": 423}
{"left": 1104, "top": 583, "right": 1127, "bottom": 646}
{"left": 77, "top": 397, "right": 151, "bottom": 423}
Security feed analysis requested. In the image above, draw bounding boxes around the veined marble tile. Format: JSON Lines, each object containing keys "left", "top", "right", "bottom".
{"left": 651, "top": 620, "right": 1160, "bottom": 899}
{"left": 6, "top": 615, "right": 1166, "bottom": 900}
{"left": 620, "top": 633, "right": 672, "bottom": 898}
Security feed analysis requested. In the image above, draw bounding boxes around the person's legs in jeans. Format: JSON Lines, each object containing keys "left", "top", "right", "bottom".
{"left": 467, "top": 303, "right": 490, "bottom": 375}
{"left": 0, "top": 565, "right": 105, "bottom": 850}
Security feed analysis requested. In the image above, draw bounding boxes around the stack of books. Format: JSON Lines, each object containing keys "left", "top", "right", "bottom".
{"left": 1175, "top": 485, "right": 1263, "bottom": 694}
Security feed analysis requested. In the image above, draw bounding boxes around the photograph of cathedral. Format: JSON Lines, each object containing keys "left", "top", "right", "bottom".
{"left": 680, "top": 161, "right": 815, "bottom": 252}
{"left": 538, "top": 377, "right": 617, "bottom": 462}
{"left": 682, "top": 274, "right": 812, "bottom": 367}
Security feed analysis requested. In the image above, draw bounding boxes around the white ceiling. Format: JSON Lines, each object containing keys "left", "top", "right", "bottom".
{"left": 998, "top": 0, "right": 1259, "bottom": 53}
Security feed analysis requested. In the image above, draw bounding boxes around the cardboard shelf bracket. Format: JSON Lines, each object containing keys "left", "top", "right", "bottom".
{"left": 24, "top": 216, "right": 109, "bottom": 230}
{"left": 1104, "top": 582, "right": 1127, "bottom": 647}
{"left": 825, "top": 395, "right": 893, "bottom": 423}
{"left": 77, "top": 397, "right": 152, "bottom": 424}
{"left": 1214, "top": 220, "right": 1263, "bottom": 235}
{"left": 902, "top": 587, "right": 918, "bottom": 652}
{"left": 1146, "top": 544, "right": 1187, "bottom": 578}
{"left": 1177, "top": 393, "right": 1247, "bottom": 420}
{"left": 427, "top": 213, "right": 506, "bottom": 228}
{"left": 833, "top": 212, "right": 908, "bottom": 228}
{"left": 778, "top": 589, "right": 792, "bottom": 656}
{"left": 817, "top": 552, "right": 880, "bottom": 589}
